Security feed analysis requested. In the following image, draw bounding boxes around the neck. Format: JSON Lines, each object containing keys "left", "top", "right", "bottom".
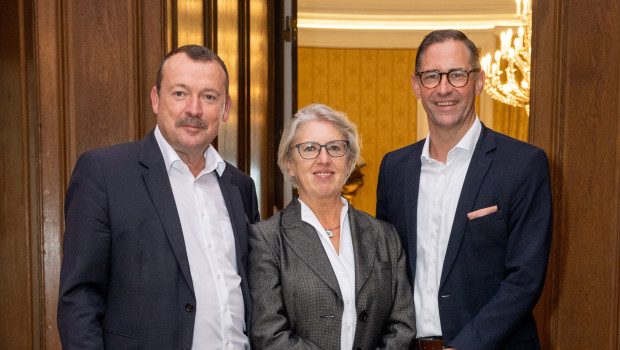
{"left": 177, "top": 150, "right": 207, "bottom": 178}
{"left": 428, "top": 116, "right": 476, "bottom": 163}
{"left": 300, "top": 194, "right": 343, "bottom": 227}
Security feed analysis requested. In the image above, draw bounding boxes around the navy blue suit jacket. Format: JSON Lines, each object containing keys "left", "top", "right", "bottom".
{"left": 57, "top": 131, "right": 260, "bottom": 349}
{"left": 376, "top": 124, "right": 552, "bottom": 350}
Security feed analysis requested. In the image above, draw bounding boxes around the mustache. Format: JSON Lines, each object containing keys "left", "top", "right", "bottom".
{"left": 175, "top": 116, "right": 208, "bottom": 129}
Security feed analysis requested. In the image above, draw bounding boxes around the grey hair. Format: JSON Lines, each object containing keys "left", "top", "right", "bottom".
{"left": 415, "top": 29, "right": 481, "bottom": 72}
{"left": 277, "top": 103, "right": 363, "bottom": 187}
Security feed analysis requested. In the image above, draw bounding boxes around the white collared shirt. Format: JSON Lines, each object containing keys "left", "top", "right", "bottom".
{"left": 155, "top": 126, "right": 249, "bottom": 350}
{"left": 414, "top": 117, "right": 482, "bottom": 337}
{"left": 299, "top": 197, "right": 356, "bottom": 350}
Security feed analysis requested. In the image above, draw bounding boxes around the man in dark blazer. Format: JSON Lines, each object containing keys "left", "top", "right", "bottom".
{"left": 57, "top": 45, "right": 259, "bottom": 349}
{"left": 376, "top": 30, "right": 552, "bottom": 350}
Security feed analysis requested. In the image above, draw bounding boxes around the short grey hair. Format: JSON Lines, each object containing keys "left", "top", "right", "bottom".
{"left": 277, "top": 103, "right": 363, "bottom": 187}
{"left": 415, "top": 29, "right": 481, "bottom": 72}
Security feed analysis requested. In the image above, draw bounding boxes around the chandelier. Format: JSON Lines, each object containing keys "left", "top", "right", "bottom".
{"left": 481, "top": 0, "right": 532, "bottom": 115}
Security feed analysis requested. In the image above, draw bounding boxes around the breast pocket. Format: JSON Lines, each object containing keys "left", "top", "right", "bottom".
{"left": 466, "top": 209, "right": 508, "bottom": 261}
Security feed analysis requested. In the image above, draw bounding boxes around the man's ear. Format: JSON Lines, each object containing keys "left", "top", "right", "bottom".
{"left": 221, "top": 96, "right": 232, "bottom": 122}
{"left": 411, "top": 74, "right": 422, "bottom": 99}
{"left": 475, "top": 69, "right": 486, "bottom": 95}
{"left": 150, "top": 86, "right": 159, "bottom": 114}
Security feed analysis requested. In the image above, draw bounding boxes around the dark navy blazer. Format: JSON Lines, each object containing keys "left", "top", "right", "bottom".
{"left": 376, "top": 123, "right": 552, "bottom": 350}
{"left": 57, "top": 130, "right": 260, "bottom": 349}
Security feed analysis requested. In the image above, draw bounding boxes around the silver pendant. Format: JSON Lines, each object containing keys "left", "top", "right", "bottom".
{"left": 325, "top": 230, "right": 334, "bottom": 238}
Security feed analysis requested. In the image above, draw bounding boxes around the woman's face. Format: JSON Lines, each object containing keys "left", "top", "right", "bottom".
{"left": 286, "top": 120, "right": 351, "bottom": 203}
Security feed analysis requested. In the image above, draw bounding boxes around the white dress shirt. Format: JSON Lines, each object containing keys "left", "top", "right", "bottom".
{"left": 300, "top": 197, "right": 356, "bottom": 350}
{"left": 415, "top": 117, "right": 481, "bottom": 337}
{"left": 155, "top": 126, "right": 249, "bottom": 350}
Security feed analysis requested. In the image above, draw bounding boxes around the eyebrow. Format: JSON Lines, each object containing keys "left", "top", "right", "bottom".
{"left": 169, "top": 84, "right": 222, "bottom": 96}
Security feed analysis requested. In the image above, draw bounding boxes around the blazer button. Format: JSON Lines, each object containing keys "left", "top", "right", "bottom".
{"left": 358, "top": 310, "right": 368, "bottom": 321}
{"left": 185, "top": 303, "right": 195, "bottom": 312}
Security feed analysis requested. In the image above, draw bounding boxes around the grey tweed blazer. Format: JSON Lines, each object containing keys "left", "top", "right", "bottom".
{"left": 248, "top": 199, "right": 416, "bottom": 350}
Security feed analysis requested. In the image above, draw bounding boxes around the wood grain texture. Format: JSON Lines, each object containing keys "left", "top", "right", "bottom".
{"left": 249, "top": 0, "right": 270, "bottom": 216}
{"left": 532, "top": 0, "right": 620, "bottom": 349}
{"left": 0, "top": 0, "right": 34, "bottom": 348}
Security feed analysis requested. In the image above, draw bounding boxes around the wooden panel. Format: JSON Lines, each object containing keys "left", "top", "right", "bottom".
{"left": 249, "top": 0, "right": 270, "bottom": 216}
{"left": 531, "top": 0, "right": 620, "bottom": 349}
{"left": 65, "top": 0, "right": 139, "bottom": 161}
{"left": 36, "top": 0, "right": 65, "bottom": 346}
{"left": 177, "top": 0, "right": 204, "bottom": 46}
{"left": 216, "top": 0, "right": 240, "bottom": 166}
{"left": 140, "top": 0, "right": 167, "bottom": 137}
{"left": 0, "top": 0, "right": 34, "bottom": 348}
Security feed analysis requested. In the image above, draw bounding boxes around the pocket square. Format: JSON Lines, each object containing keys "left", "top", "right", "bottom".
{"left": 467, "top": 205, "right": 498, "bottom": 220}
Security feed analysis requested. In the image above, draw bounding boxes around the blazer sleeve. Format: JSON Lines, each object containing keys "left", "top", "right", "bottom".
{"left": 377, "top": 223, "right": 417, "bottom": 349}
{"left": 448, "top": 147, "right": 553, "bottom": 350}
{"left": 248, "top": 223, "right": 323, "bottom": 350}
{"left": 57, "top": 152, "right": 110, "bottom": 350}
{"left": 375, "top": 153, "right": 390, "bottom": 223}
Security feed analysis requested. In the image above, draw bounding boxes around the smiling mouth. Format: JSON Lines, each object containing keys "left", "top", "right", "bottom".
{"left": 436, "top": 101, "right": 457, "bottom": 106}
{"left": 314, "top": 172, "right": 333, "bottom": 176}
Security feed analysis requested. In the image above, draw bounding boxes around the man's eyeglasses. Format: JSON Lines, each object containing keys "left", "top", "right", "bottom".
{"left": 415, "top": 68, "right": 481, "bottom": 89}
{"left": 293, "top": 140, "right": 350, "bottom": 159}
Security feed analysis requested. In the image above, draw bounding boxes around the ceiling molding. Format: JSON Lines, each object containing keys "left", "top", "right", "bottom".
{"left": 298, "top": 12, "right": 521, "bottom": 30}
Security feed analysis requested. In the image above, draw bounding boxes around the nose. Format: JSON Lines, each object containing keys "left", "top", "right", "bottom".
{"left": 316, "top": 145, "right": 331, "bottom": 163}
{"left": 436, "top": 74, "right": 452, "bottom": 94}
{"left": 185, "top": 95, "right": 202, "bottom": 116}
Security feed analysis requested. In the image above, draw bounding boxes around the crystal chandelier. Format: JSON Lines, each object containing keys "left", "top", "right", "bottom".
{"left": 481, "top": 0, "right": 532, "bottom": 115}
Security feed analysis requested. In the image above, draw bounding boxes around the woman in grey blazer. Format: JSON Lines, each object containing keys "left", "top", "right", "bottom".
{"left": 248, "top": 103, "right": 416, "bottom": 349}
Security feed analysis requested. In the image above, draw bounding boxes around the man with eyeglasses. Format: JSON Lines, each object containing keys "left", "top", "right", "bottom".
{"left": 376, "top": 30, "right": 552, "bottom": 350}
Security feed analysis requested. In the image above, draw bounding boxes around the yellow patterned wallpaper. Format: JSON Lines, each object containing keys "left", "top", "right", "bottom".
{"left": 298, "top": 47, "right": 419, "bottom": 215}
{"left": 492, "top": 101, "right": 529, "bottom": 142}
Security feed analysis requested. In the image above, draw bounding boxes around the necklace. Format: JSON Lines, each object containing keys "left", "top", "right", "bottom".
{"left": 325, "top": 225, "right": 340, "bottom": 238}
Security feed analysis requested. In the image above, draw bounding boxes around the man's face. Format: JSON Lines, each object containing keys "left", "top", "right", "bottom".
{"left": 151, "top": 53, "right": 231, "bottom": 159}
{"left": 412, "top": 39, "right": 484, "bottom": 134}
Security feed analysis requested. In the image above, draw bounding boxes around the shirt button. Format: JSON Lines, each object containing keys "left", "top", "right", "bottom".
{"left": 208, "top": 243, "right": 212, "bottom": 249}
{"left": 217, "top": 274, "right": 221, "bottom": 279}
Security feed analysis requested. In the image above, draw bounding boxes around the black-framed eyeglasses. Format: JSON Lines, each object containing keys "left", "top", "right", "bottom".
{"left": 292, "top": 140, "right": 350, "bottom": 159}
{"left": 415, "top": 68, "right": 481, "bottom": 88}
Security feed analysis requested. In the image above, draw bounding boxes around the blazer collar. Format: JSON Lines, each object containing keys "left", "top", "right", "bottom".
{"left": 280, "top": 199, "right": 379, "bottom": 300}
{"left": 138, "top": 131, "right": 250, "bottom": 296}
{"left": 404, "top": 141, "right": 425, "bottom": 281}
{"left": 440, "top": 123, "right": 496, "bottom": 287}
{"left": 139, "top": 130, "right": 195, "bottom": 294}
{"left": 217, "top": 166, "right": 251, "bottom": 277}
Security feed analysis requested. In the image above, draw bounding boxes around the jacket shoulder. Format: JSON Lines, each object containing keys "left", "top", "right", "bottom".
{"left": 485, "top": 128, "right": 549, "bottom": 162}
{"left": 252, "top": 210, "right": 282, "bottom": 234}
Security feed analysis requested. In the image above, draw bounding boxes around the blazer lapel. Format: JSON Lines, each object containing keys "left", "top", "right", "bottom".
{"left": 404, "top": 142, "right": 424, "bottom": 280}
{"left": 440, "top": 124, "right": 495, "bottom": 287}
{"left": 139, "top": 131, "right": 194, "bottom": 294}
{"left": 349, "top": 206, "right": 378, "bottom": 298}
{"left": 280, "top": 200, "right": 343, "bottom": 300}
{"left": 217, "top": 167, "right": 249, "bottom": 272}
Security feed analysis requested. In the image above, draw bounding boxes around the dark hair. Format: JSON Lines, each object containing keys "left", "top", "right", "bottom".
{"left": 155, "top": 45, "right": 229, "bottom": 97}
{"left": 415, "top": 30, "right": 480, "bottom": 72}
